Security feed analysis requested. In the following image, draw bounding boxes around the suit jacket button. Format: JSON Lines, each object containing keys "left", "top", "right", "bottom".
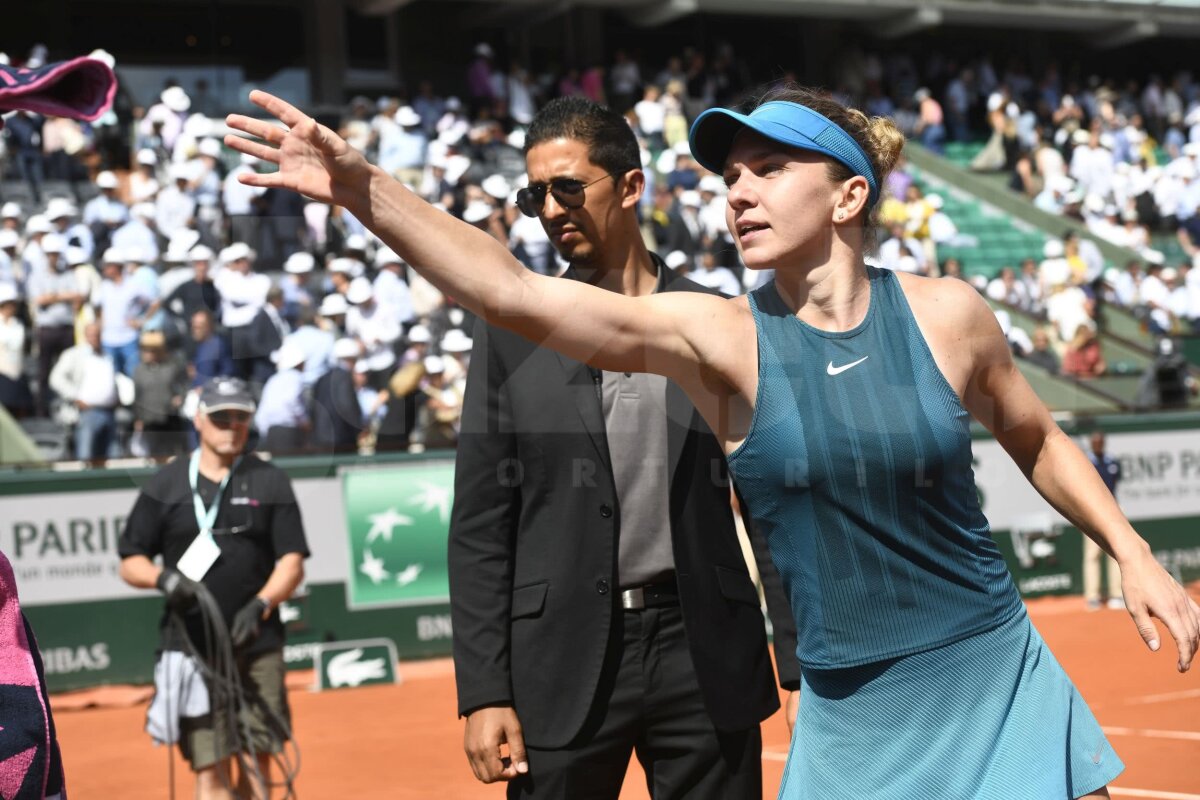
{"left": 599, "top": 503, "right": 613, "bottom": 518}
{"left": 596, "top": 579, "right": 609, "bottom": 595}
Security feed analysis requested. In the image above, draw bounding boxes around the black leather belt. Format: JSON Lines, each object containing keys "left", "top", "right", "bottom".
{"left": 620, "top": 579, "right": 679, "bottom": 610}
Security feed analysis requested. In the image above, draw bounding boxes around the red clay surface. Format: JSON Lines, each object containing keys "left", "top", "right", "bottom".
{"left": 53, "top": 595, "right": 1200, "bottom": 799}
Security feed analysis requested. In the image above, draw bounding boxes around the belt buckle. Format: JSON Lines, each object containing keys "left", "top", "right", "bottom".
{"left": 620, "top": 586, "right": 645, "bottom": 610}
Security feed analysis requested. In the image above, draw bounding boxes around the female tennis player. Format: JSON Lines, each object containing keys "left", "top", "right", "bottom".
{"left": 225, "top": 85, "right": 1199, "bottom": 798}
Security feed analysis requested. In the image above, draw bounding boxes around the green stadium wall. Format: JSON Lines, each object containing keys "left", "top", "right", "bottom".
{"left": 6, "top": 418, "right": 1200, "bottom": 692}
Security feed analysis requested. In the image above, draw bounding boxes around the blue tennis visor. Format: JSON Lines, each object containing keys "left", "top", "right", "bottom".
{"left": 688, "top": 101, "right": 880, "bottom": 208}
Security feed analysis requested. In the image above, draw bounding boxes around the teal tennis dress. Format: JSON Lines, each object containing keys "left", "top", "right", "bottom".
{"left": 729, "top": 267, "right": 1123, "bottom": 798}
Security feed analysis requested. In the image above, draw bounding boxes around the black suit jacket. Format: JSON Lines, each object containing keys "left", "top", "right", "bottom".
{"left": 448, "top": 263, "right": 799, "bottom": 749}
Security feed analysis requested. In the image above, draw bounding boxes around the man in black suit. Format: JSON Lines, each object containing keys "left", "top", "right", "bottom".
{"left": 449, "top": 97, "right": 798, "bottom": 799}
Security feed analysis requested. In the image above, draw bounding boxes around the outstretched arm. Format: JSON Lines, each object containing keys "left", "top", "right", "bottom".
{"left": 959, "top": 288, "right": 1200, "bottom": 672}
{"left": 224, "top": 91, "right": 731, "bottom": 382}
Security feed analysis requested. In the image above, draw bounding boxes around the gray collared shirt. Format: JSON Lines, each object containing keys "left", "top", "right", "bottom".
{"left": 600, "top": 260, "right": 675, "bottom": 588}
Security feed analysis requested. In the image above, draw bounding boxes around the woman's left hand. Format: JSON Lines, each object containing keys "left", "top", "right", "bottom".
{"left": 1120, "top": 547, "right": 1200, "bottom": 672}
{"left": 223, "top": 91, "right": 374, "bottom": 212}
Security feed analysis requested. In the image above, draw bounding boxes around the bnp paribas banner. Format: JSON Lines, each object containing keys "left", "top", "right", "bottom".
{"left": 974, "top": 429, "right": 1200, "bottom": 596}
{"left": 0, "top": 477, "right": 348, "bottom": 607}
{"left": 341, "top": 462, "right": 455, "bottom": 609}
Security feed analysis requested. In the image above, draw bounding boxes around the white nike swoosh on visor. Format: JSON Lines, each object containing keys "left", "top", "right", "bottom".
{"left": 826, "top": 356, "right": 869, "bottom": 376}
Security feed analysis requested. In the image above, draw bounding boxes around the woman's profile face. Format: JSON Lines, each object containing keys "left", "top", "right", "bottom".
{"left": 722, "top": 129, "right": 840, "bottom": 272}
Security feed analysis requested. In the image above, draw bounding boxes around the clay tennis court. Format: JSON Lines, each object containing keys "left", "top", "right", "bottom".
{"left": 53, "top": 595, "right": 1200, "bottom": 798}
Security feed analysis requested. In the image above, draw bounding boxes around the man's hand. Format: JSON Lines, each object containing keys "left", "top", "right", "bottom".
{"left": 464, "top": 705, "right": 528, "bottom": 783}
{"left": 156, "top": 568, "right": 201, "bottom": 611}
{"left": 230, "top": 597, "right": 270, "bottom": 648}
{"left": 785, "top": 690, "right": 799, "bottom": 736}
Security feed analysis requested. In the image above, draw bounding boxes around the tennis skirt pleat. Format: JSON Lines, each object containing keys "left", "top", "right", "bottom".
{"left": 779, "top": 609, "right": 1123, "bottom": 799}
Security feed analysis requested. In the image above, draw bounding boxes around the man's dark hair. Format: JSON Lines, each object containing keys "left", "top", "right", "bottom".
{"left": 524, "top": 97, "right": 640, "bottom": 178}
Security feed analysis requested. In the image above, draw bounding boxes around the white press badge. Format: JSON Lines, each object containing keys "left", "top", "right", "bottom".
{"left": 178, "top": 451, "right": 241, "bottom": 581}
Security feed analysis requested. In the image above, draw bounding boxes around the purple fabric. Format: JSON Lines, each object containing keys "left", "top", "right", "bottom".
{"left": 0, "top": 551, "right": 66, "bottom": 799}
{"left": 0, "top": 57, "right": 117, "bottom": 122}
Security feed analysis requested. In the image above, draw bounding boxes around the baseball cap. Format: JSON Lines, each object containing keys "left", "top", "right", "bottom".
{"left": 664, "top": 250, "right": 689, "bottom": 269}
{"left": 284, "top": 252, "right": 316, "bottom": 274}
{"left": 136, "top": 148, "right": 158, "bottom": 166}
{"left": 40, "top": 233, "right": 66, "bottom": 254}
{"left": 346, "top": 277, "right": 374, "bottom": 305}
{"left": 689, "top": 100, "right": 880, "bottom": 207}
{"left": 198, "top": 138, "right": 222, "bottom": 158}
{"left": 25, "top": 215, "right": 51, "bottom": 235}
{"left": 273, "top": 340, "right": 307, "bottom": 371}
{"left": 65, "top": 246, "right": 90, "bottom": 267}
{"left": 395, "top": 106, "right": 421, "bottom": 127}
{"left": 407, "top": 324, "right": 431, "bottom": 344}
{"left": 423, "top": 355, "right": 445, "bottom": 374}
{"left": 220, "top": 242, "right": 255, "bottom": 263}
{"left": 374, "top": 247, "right": 405, "bottom": 268}
{"left": 318, "top": 292, "right": 349, "bottom": 316}
{"left": 463, "top": 200, "right": 494, "bottom": 224}
{"left": 45, "top": 198, "right": 77, "bottom": 220}
{"left": 95, "top": 171, "right": 119, "bottom": 189}
{"left": 481, "top": 174, "right": 511, "bottom": 200}
{"left": 333, "top": 337, "right": 361, "bottom": 360}
{"left": 161, "top": 86, "right": 191, "bottom": 113}
{"left": 440, "top": 329, "right": 474, "bottom": 353}
{"left": 198, "top": 377, "right": 256, "bottom": 414}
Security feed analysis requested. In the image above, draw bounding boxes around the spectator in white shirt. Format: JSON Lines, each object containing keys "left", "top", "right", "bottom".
{"left": 986, "top": 266, "right": 1030, "bottom": 310}
{"left": 1139, "top": 263, "right": 1173, "bottom": 334}
{"left": 93, "top": 248, "right": 152, "bottom": 377}
{"left": 346, "top": 278, "right": 401, "bottom": 382}
{"left": 84, "top": 171, "right": 129, "bottom": 233}
{"left": 110, "top": 203, "right": 160, "bottom": 264}
{"left": 46, "top": 198, "right": 94, "bottom": 263}
{"left": 633, "top": 85, "right": 667, "bottom": 151}
{"left": 1069, "top": 128, "right": 1115, "bottom": 201}
{"left": 50, "top": 323, "right": 121, "bottom": 461}
{"left": 1167, "top": 265, "right": 1193, "bottom": 326}
{"left": 0, "top": 283, "right": 32, "bottom": 416}
{"left": 215, "top": 243, "right": 270, "bottom": 329}
{"left": 372, "top": 248, "right": 416, "bottom": 325}
{"left": 688, "top": 250, "right": 741, "bottom": 296}
{"left": 255, "top": 340, "right": 309, "bottom": 454}
{"left": 0, "top": 230, "right": 20, "bottom": 288}
{"left": 878, "top": 222, "right": 927, "bottom": 275}
{"left": 155, "top": 164, "right": 197, "bottom": 242}
{"left": 439, "top": 328, "right": 474, "bottom": 394}
{"left": 224, "top": 153, "right": 267, "bottom": 245}
{"left": 129, "top": 149, "right": 161, "bottom": 205}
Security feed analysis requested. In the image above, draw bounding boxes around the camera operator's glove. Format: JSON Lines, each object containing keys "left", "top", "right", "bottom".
{"left": 230, "top": 597, "right": 270, "bottom": 649}
{"left": 156, "top": 568, "right": 201, "bottom": 612}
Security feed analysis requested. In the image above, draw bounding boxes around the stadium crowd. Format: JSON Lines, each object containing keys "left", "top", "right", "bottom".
{"left": 2, "top": 42, "right": 1200, "bottom": 461}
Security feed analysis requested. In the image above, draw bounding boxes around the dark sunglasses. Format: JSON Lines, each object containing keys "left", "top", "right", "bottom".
{"left": 207, "top": 411, "right": 252, "bottom": 429}
{"left": 515, "top": 171, "right": 629, "bottom": 218}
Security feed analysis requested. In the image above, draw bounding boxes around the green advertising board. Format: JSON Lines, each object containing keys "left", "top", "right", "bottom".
{"left": 315, "top": 638, "right": 399, "bottom": 690}
{"left": 342, "top": 463, "right": 455, "bottom": 609}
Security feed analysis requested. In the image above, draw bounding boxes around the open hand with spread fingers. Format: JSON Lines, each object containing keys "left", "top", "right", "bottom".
{"left": 223, "top": 90, "right": 374, "bottom": 211}
{"left": 1119, "top": 547, "right": 1200, "bottom": 672}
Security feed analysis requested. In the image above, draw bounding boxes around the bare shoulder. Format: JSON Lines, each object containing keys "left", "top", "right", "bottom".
{"left": 893, "top": 272, "right": 996, "bottom": 331}
{"left": 892, "top": 271, "right": 1007, "bottom": 395}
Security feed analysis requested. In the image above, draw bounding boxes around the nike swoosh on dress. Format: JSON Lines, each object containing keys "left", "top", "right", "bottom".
{"left": 826, "top": 356, "right": 869, "bottom": 376}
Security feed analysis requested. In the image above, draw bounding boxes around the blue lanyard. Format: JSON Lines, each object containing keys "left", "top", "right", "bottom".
{"left": 188, "top": 450, "right": 241, "bottom": 537}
